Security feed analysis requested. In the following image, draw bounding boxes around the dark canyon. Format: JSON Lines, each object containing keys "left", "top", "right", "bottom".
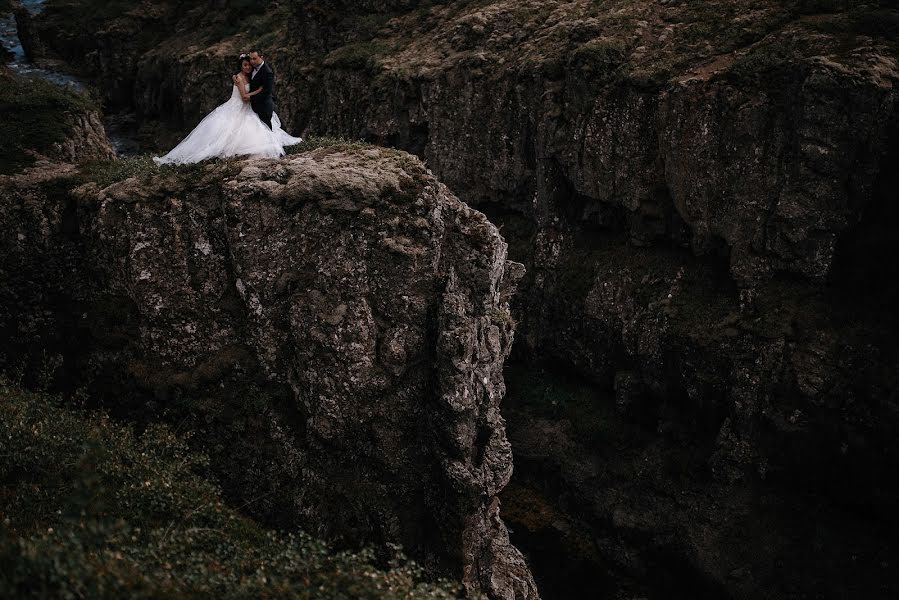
{"left": 4, "top": 1, "right": 899, "bottom": 598}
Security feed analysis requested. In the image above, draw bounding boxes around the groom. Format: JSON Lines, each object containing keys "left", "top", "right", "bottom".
{"left": 248, "top": 49, "right": 274, "bottom": 130}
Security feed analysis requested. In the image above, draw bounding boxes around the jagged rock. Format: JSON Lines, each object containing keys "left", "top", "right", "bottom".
{"left": 0, "top": 147, "right": 539, "bottom": 600}
{"left": 24, "top": 3, "right": 899, "bottom": 283}
{"left": 50, "top": 109, "right": 115, "bottom": 163}
{"left": 14, "top": 1, "right": 899, "bottom": 597}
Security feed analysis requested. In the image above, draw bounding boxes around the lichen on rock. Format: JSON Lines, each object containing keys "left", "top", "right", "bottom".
{"left": 0, "top": 147, "right": 538, "bottom": 599}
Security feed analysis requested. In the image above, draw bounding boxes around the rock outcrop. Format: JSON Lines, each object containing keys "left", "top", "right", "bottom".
{"left": 0, "top": 68, "right": 114, "bottom": 173}
{"left": 0, "top": 147, "right": 538, "bottom": 599}
{"left": 14, "top": 0, "right": 899, "bottom": 597}
{"left": 50, "top": 108, "right": 115, "bottom": 163}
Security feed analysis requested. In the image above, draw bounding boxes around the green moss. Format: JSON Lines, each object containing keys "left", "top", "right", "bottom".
{"left": 488, "top": 307, "right": 515, "bottom": 327}
{"left": 323, "top": 40, "right": 392, "bottom": 71}
{"left": 721, "top": 42, "right": 794, "bottom": 83}
{"left": 0, "top": 381, "right": 462, "bottom": 599}
{"left": 570, "top": 38, "right": 627, "bottom": 75}
{"left": 77, "top": 154, "right": 243, "bottom": 189}
{"left": 285, "top": 135, "right": 374, "bottom": 154}
{"left": 0, "top": 76, "right": 93, "bottom": 175}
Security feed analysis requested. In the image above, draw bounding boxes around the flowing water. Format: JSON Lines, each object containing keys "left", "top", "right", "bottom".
{"left": 1, "top": 0, "right": 81, "bottom": 87}
{"left": 1, "top": 0, "right": 140, "bottom": 155}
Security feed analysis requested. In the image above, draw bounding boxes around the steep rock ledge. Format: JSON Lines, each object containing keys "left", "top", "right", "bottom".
{"left": 269, "top": 3, "right": 899, "bottom": 551}
{"left": 0, "top": 148, "right": 538, "bottom": 600}
{"left": 17, "top": 1, "right": 899, "bottom": 595}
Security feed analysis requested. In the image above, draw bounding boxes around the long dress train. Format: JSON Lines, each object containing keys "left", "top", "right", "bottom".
{"left": 153, "top": 83, "right": 301, "bottom": 165}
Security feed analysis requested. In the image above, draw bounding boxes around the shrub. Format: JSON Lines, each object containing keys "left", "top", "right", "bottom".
{"left": 0, "top": 381, "right": 462, "bottom": 599}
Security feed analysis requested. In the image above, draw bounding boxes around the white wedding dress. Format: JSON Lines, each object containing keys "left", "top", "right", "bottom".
{"left": 153, "top": 82, "right": 302, "bottom": 165}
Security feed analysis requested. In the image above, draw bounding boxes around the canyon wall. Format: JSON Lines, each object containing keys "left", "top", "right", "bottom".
{"left": 13, "top": 0, "right": 899, "bottom": 596}
{"left": 0, "top": 148, "right": 538, "bottom": 599}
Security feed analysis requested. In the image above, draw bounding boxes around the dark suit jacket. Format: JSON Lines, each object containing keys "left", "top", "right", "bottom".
{"left": 249, "top": 62, "right": 274, "bottom": 114}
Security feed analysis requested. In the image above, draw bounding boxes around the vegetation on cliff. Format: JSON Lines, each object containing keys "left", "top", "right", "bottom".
{"left": 1, "top": 146, "right": 536, "bottom": 599}
{"left": 9, "top": 1, "right": 899, "bottom": 598}
{"left": 0, "top": 74, "right": 92, "bottom": 174}
{"left": 0, "top": 380, "right": 461, "bottom": 599}
{"left": 288, "top": 0, "right": 899, "bottom": 86}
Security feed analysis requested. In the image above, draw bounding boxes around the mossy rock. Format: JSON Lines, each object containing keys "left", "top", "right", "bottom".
{"left": 323, "top": 40, "right": 392, "bottom": 71}
{"left": 77, "top": 154, "right": 235, "bottom": 188}
{"left": 0, "top": 76, "right": 92, "bottom": 175}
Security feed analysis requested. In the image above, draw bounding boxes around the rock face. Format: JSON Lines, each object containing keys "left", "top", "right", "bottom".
{"left": 51, "top": 108, "right": 115, "bottom": 163}
{"left": 0, "top": 148, "right": 538, "bottom": 599}
{"left": 279, "top": 4, "right": 899, "bottom": 597}
{"left": 16, "top": 0, "right": 899, "bottom": 597}
{"left": 0, "top": 67, "right": 114, "bottom": 170}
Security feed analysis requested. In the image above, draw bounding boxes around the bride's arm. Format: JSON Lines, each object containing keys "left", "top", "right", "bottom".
{"left": 232, "top": 74, "right": 251, "bottom": 101}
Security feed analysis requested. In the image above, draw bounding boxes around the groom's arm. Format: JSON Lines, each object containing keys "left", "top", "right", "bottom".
{"left": 262, "top": 69, "right": 274, "bottom": 98}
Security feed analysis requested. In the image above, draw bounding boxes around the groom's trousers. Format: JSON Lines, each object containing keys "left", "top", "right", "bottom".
{"left": 252, "top": 99, "right": 274, "bottom": 130}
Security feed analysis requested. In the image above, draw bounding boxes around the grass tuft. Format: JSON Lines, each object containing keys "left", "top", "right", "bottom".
{"left": 323, "top": 40, "right": 392, "bottom": 71}
{"left": 78, "top": 154, "right": 228, "bottom": 188}
{"left": 285, "top": 135, "right": 374, "bottom": 154}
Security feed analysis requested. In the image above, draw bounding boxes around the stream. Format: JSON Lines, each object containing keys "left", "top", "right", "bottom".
{"left": 1, "top": 0, "right": 140, "bottom": 155}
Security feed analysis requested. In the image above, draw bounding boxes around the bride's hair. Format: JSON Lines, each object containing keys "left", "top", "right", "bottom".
{"left": 234, "top": 54, "right": 251, "bottom": 75}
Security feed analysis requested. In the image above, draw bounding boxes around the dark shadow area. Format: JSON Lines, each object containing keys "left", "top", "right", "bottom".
{"left": 500, "top": 358, "right": 899, "bottom": 600}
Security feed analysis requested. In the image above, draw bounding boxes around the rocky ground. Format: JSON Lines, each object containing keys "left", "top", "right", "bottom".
{"left": 7, "top": 0, "right": 899, "bottom": 598}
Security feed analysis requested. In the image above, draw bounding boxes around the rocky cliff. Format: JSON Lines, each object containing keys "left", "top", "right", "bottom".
{"left": 0, "top": 147, "right": 538, "bottom": 599}
{"left": 12, "top": 0, "right": 899, "bottom": 597}
{"left": 0, "top": 70, "right": 114, "bottom": 174}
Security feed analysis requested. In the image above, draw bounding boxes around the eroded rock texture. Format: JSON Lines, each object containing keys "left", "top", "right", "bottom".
{"left": 0, "top": 148, "right": 538, "bottom": 600}
{"left": 14, "top": 0, "right": 899, "bottom": 597}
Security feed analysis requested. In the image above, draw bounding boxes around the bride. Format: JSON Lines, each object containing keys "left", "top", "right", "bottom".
{"left": 153, "top": 55, "right": 302, "bottom": 165}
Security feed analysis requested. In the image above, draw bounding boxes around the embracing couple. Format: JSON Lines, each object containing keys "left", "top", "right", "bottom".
{"left": 154, "top": 49, "right": 302, "bottom": 165}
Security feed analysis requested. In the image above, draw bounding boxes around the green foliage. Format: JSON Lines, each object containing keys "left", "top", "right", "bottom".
{"left": 0, "top": 382, "right": 462, "bottom": 599}
{"left": 0, "top": 76, "right": 92, "bottom": 174}
{"left": 488, "top": 307, "right": 515, "bottom": 327}
{"left": 77, "top": 154, "right": 230, "bottom": 188}
{"left": 570, "top": 38, "right": 626, "bottom": 75}
{"left": 724, "top": 43, "right": 793, "bottom": 82}
{"left": 284, "top": 136, "right": 374, "bottom": 154}
{"left": 567, "top": 38, "right": 628, "bottom": 91}
{"left": 323, "top": 40, "right": 392, "bottom": 71}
